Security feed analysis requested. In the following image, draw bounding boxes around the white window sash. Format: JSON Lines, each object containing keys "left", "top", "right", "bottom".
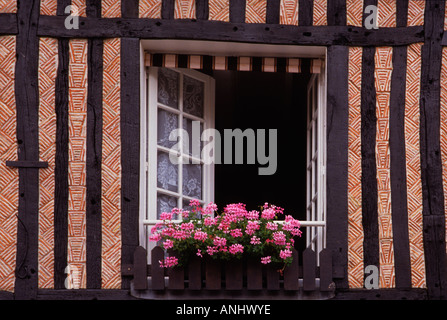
{"left": 141, "top": 67, "right": 215, "bottom": 255}
{"left": 306, "top": 69, "right": 327, "bottom": 258}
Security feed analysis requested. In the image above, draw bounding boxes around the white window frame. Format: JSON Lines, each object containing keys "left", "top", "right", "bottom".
{"left": 139, "top": 40, "right": 327, "bottom": 259}
{"left": 306, "top": 68, "right": 327, "bottom": 258}
{"left": 140, "top": 67, "right": 215, "bottom": 252}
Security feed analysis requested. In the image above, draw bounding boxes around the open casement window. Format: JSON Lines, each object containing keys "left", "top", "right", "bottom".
{"left": 306, "top": 73, "right": 327, "bottom": 258}
{"left": 140, "top": 67, "right": 215, "bottom": 252}
{"left": 139, "top": 43, "right": 327, "bottom": 265}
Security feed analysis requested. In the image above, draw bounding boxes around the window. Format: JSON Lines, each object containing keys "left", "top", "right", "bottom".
{"left": 140, "top": 67, "right": 215, "bottom": 250}
{"left": 140, "top": 42, "right": 327, "bottom": 259}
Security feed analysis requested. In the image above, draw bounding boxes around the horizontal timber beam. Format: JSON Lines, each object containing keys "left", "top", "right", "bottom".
{"left": 6, "top": 161, "right": 48, "bottom": 168}
{"left": 37, "top": 16, "right": 424, "bottom": 46}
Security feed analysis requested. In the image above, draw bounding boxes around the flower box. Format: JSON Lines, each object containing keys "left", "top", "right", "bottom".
{"left": 149, "top": 201, "right": 303, "bottom": 271}
{"left": 125, "top": 201, "right": 335, "bottom": 300}
{"left": 128, "top": 244, "right": 335, "bottom": 300}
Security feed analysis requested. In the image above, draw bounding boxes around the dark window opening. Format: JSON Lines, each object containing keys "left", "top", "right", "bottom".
{"left": 212, "top": 70, "right": 311, "bottom": 251}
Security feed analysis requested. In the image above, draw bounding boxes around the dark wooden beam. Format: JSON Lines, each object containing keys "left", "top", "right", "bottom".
{"left": 389, "top": 45, "right": 412, "bottom": 289}
{"left": 37, "top": 16, "right": 425, "bottom": 46}
{"left": 360, "top": 46, "right": 379, "bottom": 280}
{"left": 396, "top": 0, "right": 409, "bottom": 28}
{"left": 327, "top": 0, "right": 346, "bottom": 26}
{"left": 420, "top": 0, "right": 447, "bottom": 300}
{"left": 54, "top": 38, "right": 69, "bottom": 290}
{"left": 266, "top": 0, "right": 280, "bottom": 25}
{"left": 196, "top": 0, "right": 209, "bottom": 20}
{"left": 13, "top": 0, "right": 40, "bottom": 300}
{"left": 423, "top": 215, "right": 447, "bottom": 298}
{"left": 298, "top": 0, "right": 312, "bottom": 26}
{"left": 326, "top": 45, "right": 349, "bottom": 289}
{"left": 122, "top": 0, "right": 139, "bottom": 18}
{"left": 57, "top": 0, "right": 70, "bottom": 16}
{"left": 120, "top": 37, "right": 141, "bottom": 290}
{"left": 230, "top": 0, "right": 246, "bottom": 23}
{"left": 86, "top": 0, "right": 101, "bottom": 18}
{"left": 119, "top": 0, "right": 140, "bottom": 290}
{"left": 5, "top": 161, "right": 48, "bottom": 168}
{"left": 85, "top": 0, "right": 103, "bottom": 291}
{"left": 0, "top": 13, "right": 18, "bottom": 34}
{"left": 162, "top": 0, "right": 175, "bottom": 20}
{"left": 0, "top": 291, "right": 14, "bottom": 300}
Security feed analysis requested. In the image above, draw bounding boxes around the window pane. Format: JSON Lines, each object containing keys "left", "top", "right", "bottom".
{"left": 158, "top": 109, "right": 179, "bottom": 149}
{"left": 157, "top": 151, "right": 178, "bottom": 192}
{"left": 183, "top": 75, "right": 204, "bottom": 118}
{"left": 158, "top": 68, "right": 179, "bottom": 108}
{"left": 183, "top": 199, "right": 193, "bottom": 211}
{"left": 183, "top": 163, "right": 202, "bottom": 199}
{"left": 183, "top": 117, "right": 202, "bottom": 158}
{"left": 157, "top": 193, "right": 178, "bottom": 219}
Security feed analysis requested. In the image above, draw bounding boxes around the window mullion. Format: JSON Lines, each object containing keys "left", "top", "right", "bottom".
{"left": 148, "top": 68, "right": 158, "bottom": 221}
{"left": 157, "top": 102, "right": 182, "bottom": 115}
{"left": 157, "top": 187, "right": 181, "bottom": 198}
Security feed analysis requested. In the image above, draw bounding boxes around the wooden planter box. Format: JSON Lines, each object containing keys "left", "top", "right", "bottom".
{"left": 124, "top": 246, "right": 335, "bottom": 300}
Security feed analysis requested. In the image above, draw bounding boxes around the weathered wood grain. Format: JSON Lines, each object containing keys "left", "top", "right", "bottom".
{"left": 326, "top": 45, "right": 349, "bottom": 289}
{"left": 14, "top": 0, "right": 41, "bottom": 300}
{"left": 420, "top": 0, "right": 447, "bottom": 299}
{"left": 389, "top": 45, "right": 412, "bottom": 289}
{"left": 37, "top": 15, "right": 424, "bottom": 46}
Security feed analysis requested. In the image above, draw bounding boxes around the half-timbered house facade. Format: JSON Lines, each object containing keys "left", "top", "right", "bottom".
{"left": 0, "top": 0, "right": 446, "bottom": 300}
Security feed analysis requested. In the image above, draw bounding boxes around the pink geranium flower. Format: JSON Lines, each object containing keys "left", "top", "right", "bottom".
{"left": 246, "top": 210, "right": 259, "bottom": 220}
{"left": 194, "top": 230, "right": 208, "bottom": 242}
{"left": 189, "top": 199, "right": 201, "bottom": 207}
{"left": 250, "top": 236, "right": 261, "bottom": 245}
{"left": 280, "top": 249, "right": 292, "bottom": 260}
{"left": 206, "top": 246, "right": 218, "bottom": 256}
{"left": 272, "top": 231, "right": 287, "bottom": 246}
{"left": 266, "top": 222, "right": 278, "bottom": 231}
{"left": 204, "top": 217, "right": 217, "bottom": 226}
{"left": 229, "top": 244, "right": 244, "bottom": 255}
{"left": 230, "top": 228, "right": 243, "bottom": 238}
{"left": 149, "top": 233, "right": 162, "bottom": 242}
{"left": 163, "top": 239, "right": 174, "bottom": 249}
{"left": 261, "top": 256, "right": 271, "bottom": 264}
{"left": 159, "top": 211, "right": 173, "bottom": 221}
{"left": 261, "top": 208, "right": 276, "bottom": 220}
{"left": 152, "top": 202, "right": 301, "bottom": 271}
{"left": 213, "top": 236, "right": 227, "bottom": 247}
{"left": 204, "top": 202, "right": 218, "bottom": 215}
{"left": 159, "top": 256, "right": 178, "bottom": 268}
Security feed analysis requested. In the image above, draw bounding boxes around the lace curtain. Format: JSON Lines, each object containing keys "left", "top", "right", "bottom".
{"left": 156, "top": 68, "right": 204, "bottom": 218}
